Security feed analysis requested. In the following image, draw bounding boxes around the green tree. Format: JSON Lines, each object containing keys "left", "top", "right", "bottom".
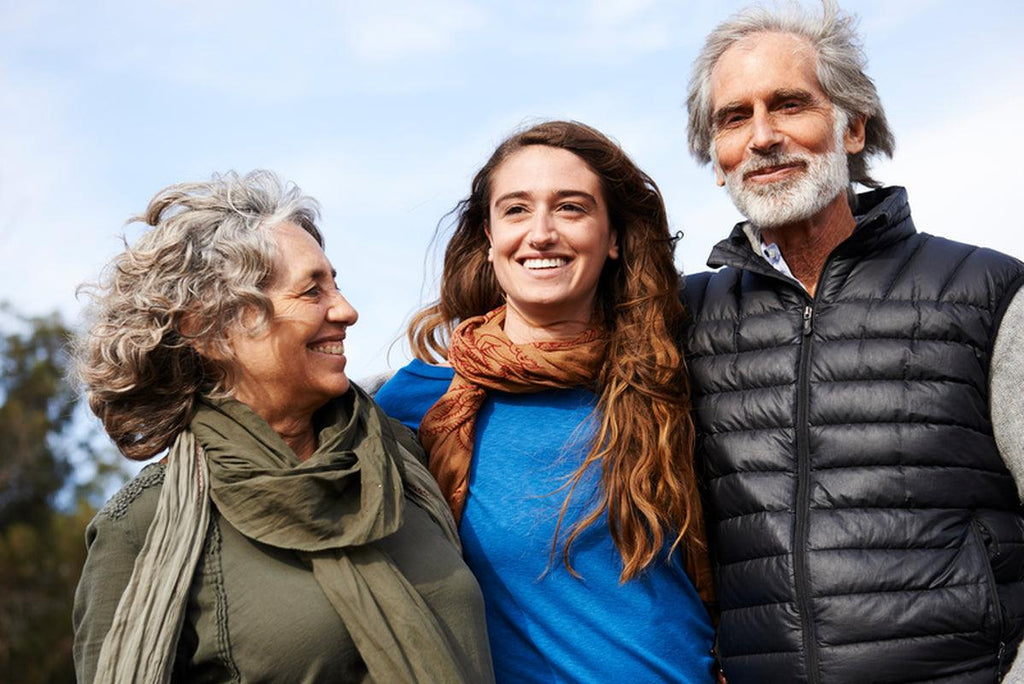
{"left": 0, "top": 306, "right": 76, "bottom": 530}
{"left": 0, "top": 303, "right": 127, "bottom": 682}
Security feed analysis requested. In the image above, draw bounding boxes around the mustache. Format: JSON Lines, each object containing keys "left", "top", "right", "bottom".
{"left": 736, "top": 152, "right": 811, "bottom": 177}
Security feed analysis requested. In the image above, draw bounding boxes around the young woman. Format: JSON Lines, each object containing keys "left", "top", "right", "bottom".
{"left": 376, "top": 121, "right": 715, "bottom": 682}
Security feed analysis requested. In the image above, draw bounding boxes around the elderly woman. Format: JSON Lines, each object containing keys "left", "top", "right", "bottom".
{"left": 375, "top": 121, "right": 716, "bottom": 682}
{"left": 72, "top": 171, "right": 493, "bottom": 683}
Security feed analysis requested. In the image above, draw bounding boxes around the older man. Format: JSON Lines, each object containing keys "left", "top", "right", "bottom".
{"left": 682, "top": 2, "right": 1024, "bottom": 682}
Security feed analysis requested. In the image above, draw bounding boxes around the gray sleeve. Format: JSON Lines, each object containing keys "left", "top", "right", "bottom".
{"left": 992, "top": 287, "right": 1024, "bottom": 501}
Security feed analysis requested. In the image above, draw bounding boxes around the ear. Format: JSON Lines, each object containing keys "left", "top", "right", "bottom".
{"left": 484, "top": 222, "right": 494, "bottom": 262}
{"left": 843, "top": 113, "right": 867, "bottom": 155}
{"left": 714, "top": 164, "right": 726, "bottom": 187}
{"left": 178, "top": 310, "right": 236, "bottom": 363}
{"left": 608, "top": 230, "right": 620, "bottom": 260}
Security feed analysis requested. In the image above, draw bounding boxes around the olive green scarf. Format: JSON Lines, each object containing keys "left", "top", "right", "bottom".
{"left": 191, "top": 387, "right": 472, "bottom": 682}
{"left": 94, "top": 386, "right": 476, "bottom": 683}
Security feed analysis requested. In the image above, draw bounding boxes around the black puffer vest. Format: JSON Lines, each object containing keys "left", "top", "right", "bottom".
{"left": 682, "top": 187, "right": 1024, "bottom": 683}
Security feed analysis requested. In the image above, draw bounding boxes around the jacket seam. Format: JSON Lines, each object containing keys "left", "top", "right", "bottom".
{"left": 702, "top": 420, "right": 992, "bottom": 438}
{"left": 688, "top": 336, "right": 991, "bottom": 362}
{"left": 715, "top": 504, "right": 1017, "bottom": 525}
{"left": 692, "top": 297, "right": 998, "bottom": 326}
{"left": 881, "top": 236, "right": 928, "bottom": 299}
{"left": 696, "top": 376, "right": 981, "bottom": 399}
{"left": 935, "top": 245, "right": 978, "bottom": 302}
{"left": 722, "top": 628, "right": 992, "bottom": 661}
{"left": 721, "top": 581, "right": 986, "bottom": 612}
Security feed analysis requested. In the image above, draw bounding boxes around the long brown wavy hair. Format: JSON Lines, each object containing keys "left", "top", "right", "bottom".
{"left": 408, "top": 120, "right": 708, "bottom": 590}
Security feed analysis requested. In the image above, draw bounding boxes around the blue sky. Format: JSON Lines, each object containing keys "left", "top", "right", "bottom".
{"left": 1, "top": 0, "right": 1022, "bottom": 383}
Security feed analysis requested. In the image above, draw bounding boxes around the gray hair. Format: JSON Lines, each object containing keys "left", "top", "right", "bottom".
{"left": 686, "top": 0, "right": 895, "bottom": 187}
{"left": 74, "top": 170, "right": 322, "bottom": 460}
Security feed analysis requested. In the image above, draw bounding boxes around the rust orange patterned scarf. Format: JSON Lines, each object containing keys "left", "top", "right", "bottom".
{"left": 419, "top": 305, "right": 607, "bottom": 521}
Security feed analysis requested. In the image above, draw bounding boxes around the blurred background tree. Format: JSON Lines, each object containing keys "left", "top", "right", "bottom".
{"left": 0, "top": 302, "right": 129, "bottom": 683}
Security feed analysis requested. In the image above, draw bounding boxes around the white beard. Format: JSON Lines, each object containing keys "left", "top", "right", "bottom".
{"left": 718, "top": 118, "right": 851, "bottom": 229}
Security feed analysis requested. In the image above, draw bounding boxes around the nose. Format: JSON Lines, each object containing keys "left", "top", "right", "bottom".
{"left": 327, "top": 290, "right": 358, "bottom": 326}
{"left": 526, "top": 211, "right": 558, "bottom": 248}
{"left": 749, "top": 106, "right": 784, "bottom": 154}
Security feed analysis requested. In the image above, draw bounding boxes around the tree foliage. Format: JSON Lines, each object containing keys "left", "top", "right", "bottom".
{"left": 0, "top": 303, "right": 128, "bottom": 683}
{"left": 0, "top": 306, "right": 77, "bottom": 531}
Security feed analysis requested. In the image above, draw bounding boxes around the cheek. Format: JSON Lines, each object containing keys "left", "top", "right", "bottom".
{"left": 488, "top": 228, "right": 519, "bottom": 258}
{"left": 713, "top": 135, "right": 742, "bottom": 171}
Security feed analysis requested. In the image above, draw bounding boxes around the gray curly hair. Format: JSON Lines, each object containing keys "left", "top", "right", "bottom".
{"left": 74, "top": 170, "right": 322, "bottom": 460}
{"left": 686, "top": 0, "right": 895, "bottom": 188}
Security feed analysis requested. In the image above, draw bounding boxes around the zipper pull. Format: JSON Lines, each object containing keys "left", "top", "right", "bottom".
{"left": 803, "top": 305, "right": 813, "bottom": 336}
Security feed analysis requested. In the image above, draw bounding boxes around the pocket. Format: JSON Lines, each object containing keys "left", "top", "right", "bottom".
{"left": 970, "top": 518, "right": 1006, "bottom": 639}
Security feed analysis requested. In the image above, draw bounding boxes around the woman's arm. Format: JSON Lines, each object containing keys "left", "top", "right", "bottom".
{"left": 72, "top": 466, "right": 163, "bottom": 683}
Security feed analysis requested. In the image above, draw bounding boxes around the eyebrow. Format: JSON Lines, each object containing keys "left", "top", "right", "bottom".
{"left": 492, "top": 189, "right": 599, "bottom": 206}
{"left": 711, "top": 103, "right": 747, "bottom": 128}
{"left": 770, "top": 89, "right": 816, "bottom": 106}
{"left": 712, "top": 88, "right": 817, "bottom": 127}
{"left": 306, "top": 267, "right": 336, "bottom": 281}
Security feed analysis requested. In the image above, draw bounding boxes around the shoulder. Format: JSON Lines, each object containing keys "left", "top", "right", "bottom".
{"left": 913, "top": 232, "right": 1023, "bottom": 270}
{"left": 376, "top": 359, "right": 454, "bottom": 432}
{"left": 678, "top": 269, "right": 740, "bottom": 325}
{"left": 91, "top": 463, "right": 166, "bottom": 547}
{"left": 909, "top": 233, "right": 1024, "bottom": 309}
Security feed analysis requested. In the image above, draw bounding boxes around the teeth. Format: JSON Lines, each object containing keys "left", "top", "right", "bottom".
{"left": 311, "top": 342, "right": 345, "bottom": 355}
{"left": 523, "top": 258, "right": 567, "bottom": 269}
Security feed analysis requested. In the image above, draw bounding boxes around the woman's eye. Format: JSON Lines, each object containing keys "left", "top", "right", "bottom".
{"left": 560, "top": 203, "right": 584, "bottom": 213}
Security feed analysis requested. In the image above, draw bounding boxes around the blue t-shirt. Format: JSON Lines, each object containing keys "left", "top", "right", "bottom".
{"left": 376, "top": 359, "right": 715, "bottom": 683}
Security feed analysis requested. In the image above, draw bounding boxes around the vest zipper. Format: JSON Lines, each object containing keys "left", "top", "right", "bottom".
{"left": 970, "top": 518, "right": 1007, "bottom": 671}
{"left": 795, "top": 301, "right": 820, "bottom": 682}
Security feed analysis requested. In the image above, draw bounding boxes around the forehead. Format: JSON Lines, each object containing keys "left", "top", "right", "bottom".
{"left": 709, "top": 31, "right": 825, "bottom": 110}
{"left": 490, "top": 145, "right": 602, "bottom": 199}
{"left": 269, "top": 221, "right": 331, "bottom": 281}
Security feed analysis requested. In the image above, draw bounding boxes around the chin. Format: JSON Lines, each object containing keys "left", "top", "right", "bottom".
{"left": 318, "top": 376, "right": 351, "bottom": 402}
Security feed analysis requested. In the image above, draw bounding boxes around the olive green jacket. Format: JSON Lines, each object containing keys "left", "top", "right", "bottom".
{"left": 73, "top": 462, "right": 492, "bottom": 682}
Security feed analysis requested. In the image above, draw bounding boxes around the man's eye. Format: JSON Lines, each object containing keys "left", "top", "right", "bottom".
{"left": 302, "top": 286, "right": 321, "bottom": 297}
{"left": 720, "top": 114, "right": 747, "bottom": 128}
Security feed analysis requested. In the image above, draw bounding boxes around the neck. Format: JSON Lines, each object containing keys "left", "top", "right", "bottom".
{"left": 232, "top": 386, "right": 319, "bottom": 461}
{"left": 761, "top": 192, "right": 856, "bottom": 296}
{"left": 272, "top": 418, "right": 318, "bottom": 461}
{"left": 502, "top": 303, "right": 594, "bottom": 345}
